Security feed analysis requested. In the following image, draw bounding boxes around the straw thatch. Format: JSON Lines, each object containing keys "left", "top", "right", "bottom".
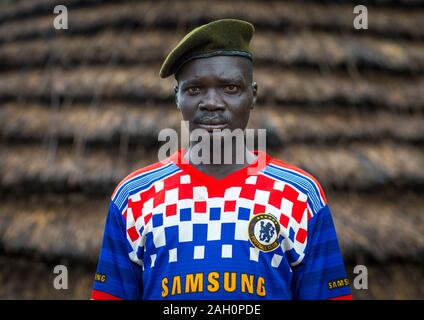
{"left": 0, "top": 0, "right": 423, "bottom": 299}
{"left": 1, "top": 66, "right": 423, "bottom": 110}
{"left": 1, "top": 191, "right": 422, "bottom": 299}
{"left": 1, "top": 1, "right": 424, "bottom": 44}
{"left": 1, "top": 142, "right": 423, "bottom": 195}
{"left": 1, "top": 256, "right": 422, "bottom": 300}
{"left": 1, "top": 103, "right": 423, "bottom": 146}
{"left": 1, "top": 30, "right": 424, "bottom": 73}
{"left": 1, "top": 191, "right": 422, "bottom": 264}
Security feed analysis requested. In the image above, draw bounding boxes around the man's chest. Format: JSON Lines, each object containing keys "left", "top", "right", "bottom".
{"left": 124, "top": 172, "right": 310, "bottom": 268}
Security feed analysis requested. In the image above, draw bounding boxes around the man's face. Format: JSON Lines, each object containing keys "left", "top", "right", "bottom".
{"left": 175, "top": 55, "right": 257, "bottom": 133}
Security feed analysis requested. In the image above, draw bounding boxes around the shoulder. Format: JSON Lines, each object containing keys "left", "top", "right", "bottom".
{"left": 110, "top": 157, "right": 180, "bottom": 210}
{"left": 263, "top": 157, "right": 327, "bottom": 215}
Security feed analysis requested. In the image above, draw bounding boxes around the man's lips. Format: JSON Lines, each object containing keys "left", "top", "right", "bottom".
{"left": 196, "top": 123, "right": 228, "bottom": 131}
{"left": 195, "top": 119, "right": 228, "bottom": 131}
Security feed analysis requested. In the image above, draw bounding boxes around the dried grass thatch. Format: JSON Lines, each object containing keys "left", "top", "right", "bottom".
{"left": 1, "top": 103, "right": 423, "bottom": 146}
{"left": 0, "top": 0, "right": 423, "bottom": 299}
{"left": 0, "top": 255, "right": 95, "bottom": 300}
{"left": 1, "top": 65, "right": 423, "bottom": 110}
{"left": 1, "top": 0, "right": 424, "bottom": 44}
{"left": 0, "top": 255, "right": 422, "bottom": 299}
{"left": 1, "top": 29, "right": 423, "bottom": 73}
{"left": 0, "top": 190, "right": 422, "bottom": 263}
{"left": 0, "top": 194, "right": 106, "bottom": 262}
{"left": 278, "top": 142, "right": 424, "bottom": 190}
{"left": 1, "top": 0, "right": 423, "bottom": 26}
{"left": 1, "top": 142, "right": 423, "bottom": 194}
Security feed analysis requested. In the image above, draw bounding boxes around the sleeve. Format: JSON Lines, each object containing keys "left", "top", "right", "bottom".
{"left": 291, "top": 204, "right": 352, "bottom": 300}
{"left": 91, "top": 200, "right": 143, "bottom": 300}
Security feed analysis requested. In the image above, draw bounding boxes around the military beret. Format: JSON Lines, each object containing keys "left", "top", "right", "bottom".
{"left": 159, "top": 19, "right": 255, "bottom": 78}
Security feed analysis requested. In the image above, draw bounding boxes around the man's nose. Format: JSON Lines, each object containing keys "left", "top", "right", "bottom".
{"left": 198, "top": 89, "right": 225, "bottom": 111}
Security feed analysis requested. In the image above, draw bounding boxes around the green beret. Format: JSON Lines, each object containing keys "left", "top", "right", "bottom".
{"left": 159, "top": 19, "right": 255, "bottom": 78}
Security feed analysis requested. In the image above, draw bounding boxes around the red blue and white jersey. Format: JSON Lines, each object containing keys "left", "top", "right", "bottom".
{"left": 91, "top": 149, "right": 352, "bottom": 300}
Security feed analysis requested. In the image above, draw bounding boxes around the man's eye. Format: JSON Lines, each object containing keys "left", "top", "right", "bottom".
{"left": 186, "top": 87, "right": 200, "bottom": 95}
{"left": 224, "top": 85, "right": 239, "bottom": 93}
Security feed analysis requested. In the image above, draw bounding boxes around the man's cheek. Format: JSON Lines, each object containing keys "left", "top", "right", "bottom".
{"left": 179, "top": 106, "right": 195, "bottom": 120}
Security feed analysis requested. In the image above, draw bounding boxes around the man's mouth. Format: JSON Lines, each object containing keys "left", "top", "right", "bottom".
{"left": 197, "top": 123, "right": 228, "bottom": 131}
{"left": 196, "top": 118, "right": 228, "bottom": 131}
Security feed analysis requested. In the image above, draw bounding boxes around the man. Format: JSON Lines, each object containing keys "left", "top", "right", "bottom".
{"left": 91, "top": 19, "right": 352, "bottom": 300}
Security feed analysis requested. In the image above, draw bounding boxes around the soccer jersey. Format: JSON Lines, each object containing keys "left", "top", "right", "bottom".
{"left": 91, "top": 149, "right": 352, "bottom": 300}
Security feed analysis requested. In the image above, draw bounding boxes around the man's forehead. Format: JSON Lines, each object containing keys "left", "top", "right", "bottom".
{"left": 177, "top": 56, "right": 250, "bottom": 82}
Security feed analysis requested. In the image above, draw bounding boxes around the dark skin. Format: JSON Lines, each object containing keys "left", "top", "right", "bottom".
{"left": 174, "top": 55, "right": 258, "bottom": 179}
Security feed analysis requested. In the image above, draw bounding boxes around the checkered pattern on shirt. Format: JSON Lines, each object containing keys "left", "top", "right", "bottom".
{"left": 124, "top": 170, "right": 315, "bottom": 271}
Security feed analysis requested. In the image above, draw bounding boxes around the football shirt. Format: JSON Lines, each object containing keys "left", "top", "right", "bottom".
{"left": 91, "top": 149, "right": 352, "bottom": 300}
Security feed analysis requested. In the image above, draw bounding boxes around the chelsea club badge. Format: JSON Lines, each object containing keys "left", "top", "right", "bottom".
{"left": 248, "top": 213, "right": 281, "bottom": 252}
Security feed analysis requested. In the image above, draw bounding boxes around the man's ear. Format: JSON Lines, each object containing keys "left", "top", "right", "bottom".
{"left": 251, "top": 81, "right": 258, "bottom": 109}
{"left": 174, "top": 85, "right": 180, "bottom": 110}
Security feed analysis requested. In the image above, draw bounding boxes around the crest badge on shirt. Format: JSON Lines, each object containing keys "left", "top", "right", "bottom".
{"left": 248, "top": 213, "right": 281, "bottom": 252}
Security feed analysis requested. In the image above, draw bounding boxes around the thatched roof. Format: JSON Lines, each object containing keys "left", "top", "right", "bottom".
{"left": 1, "top": 256, "right": 422, "bottom": 300}
{"left": 0, "top": 0, "right": 423, "bottom": 299}
{"left": 0, "top": 255, "right": 94, "bottom": 299}
{"left": 1, "top": 65, "right": 423, "bottom": 109}
{"left": 1, "top": 103, "right": 423, "bottom": 145}
{"left": 1, "top": 30, "right": 424, "bottom": 73}
{"left": 1, "top": 142, "right": 423, "bottom": 194}
{"left": 1, "top": 1, "right": 424, "bottom": 43}
{"left": 1, "top": 191, "right": 422, "bottom": 264}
